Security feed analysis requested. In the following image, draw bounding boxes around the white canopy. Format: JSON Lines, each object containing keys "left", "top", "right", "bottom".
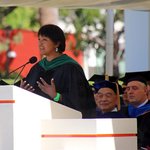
{"left": 0, "top": 0, "right": 150, "bottom": 10}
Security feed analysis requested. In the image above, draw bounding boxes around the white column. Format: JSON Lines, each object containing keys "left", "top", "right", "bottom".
{"left": 124, "top": 10, "right": 150, "bottom": 72}
{"left": 106, "top": 9, "right": 114, "bottom": 76}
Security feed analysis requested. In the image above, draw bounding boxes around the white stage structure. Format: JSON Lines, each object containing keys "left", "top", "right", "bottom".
{"left": 0, "top": 85, "right": 137, "bottom": 150}
{"left": 41, "top": 119, "right": 137, "bottom": 150}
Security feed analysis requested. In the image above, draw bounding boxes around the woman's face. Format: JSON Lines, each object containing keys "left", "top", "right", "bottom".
{"left": 38, "top": 35, "right": 58, "bottom": 56}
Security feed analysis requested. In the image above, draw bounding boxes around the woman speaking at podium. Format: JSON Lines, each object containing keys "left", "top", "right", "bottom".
{"left": 20, "top": 24, "right": 96, "bottom": 118}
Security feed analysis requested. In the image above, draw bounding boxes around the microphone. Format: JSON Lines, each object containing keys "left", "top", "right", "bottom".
{"left": 28, "top": 56, "right": 37, "bottom": 64}
{"left": 11, "top": 56, "right": 37, "bottom": 84}
{"left": 8, "top": 56, "right": 37, "bottom": 76}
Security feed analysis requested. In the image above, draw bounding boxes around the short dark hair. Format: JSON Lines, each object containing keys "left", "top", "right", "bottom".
{"left": 38, "top": 24, "right": 66, "bottom": 53}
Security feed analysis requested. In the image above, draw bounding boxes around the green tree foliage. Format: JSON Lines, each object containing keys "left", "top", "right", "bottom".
{"left": 59, "top": 9, "right": 124, "bottom": 76}
{"left": 60, "top": 9, "right": 124, "bottom": 51}
{"left": 0, "top": 7, "right": 40, "bottom": 30}
{"left": 0, "top": 7, "right": 16, "bottom": 24}
{"left": 59, "top": 9, "right": 106, "bottom": 50}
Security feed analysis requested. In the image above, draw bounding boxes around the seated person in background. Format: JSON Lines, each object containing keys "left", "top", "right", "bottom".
{"left": 121, "top": 85, "right": 129, "bottom": 106}
{"left": 93, "top": 80, "right": 128, "bottom": 118}
{"left": 120, "top": 70, "right": 150, "bottom": 102}
{"left": 121, "top": 72, "right": 150, "bottom": 149}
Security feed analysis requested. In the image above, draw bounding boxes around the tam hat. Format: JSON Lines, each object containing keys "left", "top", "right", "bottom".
{"left": 88, "top": 74, "right": 118, "bottom": 86}
{"left": 119, "top": 71, "right": 150, "bottom": 85}
{"left": 93, "top": 80, "right": 118, "bottom": 93}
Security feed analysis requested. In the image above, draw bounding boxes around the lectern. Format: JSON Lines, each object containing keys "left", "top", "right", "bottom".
{"left": 0, "top": 85, "right": 137, "bottom": 150}
{"left": 0, "top": 85, "right": 82, "bottom": 150}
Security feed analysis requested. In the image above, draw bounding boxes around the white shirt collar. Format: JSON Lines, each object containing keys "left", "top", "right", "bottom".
{"left": 137, "top": 99, "right": 148, "bottom": 108}
{"left": 111, "top": 107, "right": 118, "bottom": 112}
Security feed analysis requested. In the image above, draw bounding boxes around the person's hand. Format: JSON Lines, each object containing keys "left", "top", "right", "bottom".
{"left": 37, "top": 77, "right": 57, "bottom": 99}
{"left": 20, "top": 80, "right": 35, "bottom": 92}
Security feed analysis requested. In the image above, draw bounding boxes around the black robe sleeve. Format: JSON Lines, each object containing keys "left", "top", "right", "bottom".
{"left": 23, "top": 62, "right": 96, "bottom": 118}
{"left": 50, "top": 63, "right": 96, "bottom": 118}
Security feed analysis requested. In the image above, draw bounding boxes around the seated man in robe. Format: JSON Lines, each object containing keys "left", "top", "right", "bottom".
{"left": 93, "top": 80, "right": 127, "bottom": 118}
{"left": 120, "top": 71, "right": 150, "bottom": 149}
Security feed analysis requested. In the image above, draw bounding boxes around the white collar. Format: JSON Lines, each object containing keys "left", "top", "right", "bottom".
{"left": 102, "top": 107, "right": 117, "bottom": 113}
{"left": 137, "top": 99, "right": 148, "bottom": 108}
{"left": 111, "top": 107, "right": 118, "bottom": 112}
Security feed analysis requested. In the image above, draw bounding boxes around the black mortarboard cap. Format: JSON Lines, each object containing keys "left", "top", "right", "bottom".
{"left": 119, "top": 70, "right": 150, "bottom": 85}
{"left": 93, "top": 80, "right": 117, "bottom": 93}
{"left": 88, "top": 74, "right": 118, "bottom": 86}
{"left": 93, "top": 80, "right": 122, "bottom": 94}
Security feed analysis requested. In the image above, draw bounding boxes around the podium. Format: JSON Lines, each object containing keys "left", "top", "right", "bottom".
{"left": 0, "top": 85, "right": 82, "bottom": 150}
{"left": 0, "top": 86, "right": 137, "bottom": 150}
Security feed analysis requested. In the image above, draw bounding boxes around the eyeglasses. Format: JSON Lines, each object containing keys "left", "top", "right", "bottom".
{"left": 95, "top": 92, "right": 115, "bottom": 99}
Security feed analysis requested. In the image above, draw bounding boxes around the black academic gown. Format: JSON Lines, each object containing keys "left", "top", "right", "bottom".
{"left": 136, "top": 101, "right": 150, "bottom": 149}
{"left": 96, "top": 108, "right": 128, "bottom": 118}
{"left": 125, "top": 101, "right": 150, "bottom": 149}
{"left": 23, "top": 61, "right": 96, "bottom": 118}
{"left": 137, "top": 111, "right": 150, "bottom": 149}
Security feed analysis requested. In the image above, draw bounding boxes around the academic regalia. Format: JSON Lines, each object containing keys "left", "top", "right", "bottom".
{"left": 128, "top": 101, "right": 150, "bottom": 118}
{"left": 127, "top": 100, "right": 150, "bottom": 149}
{"left": 119, "top": 72, "right": 150, "bottom": 148}
{"left": 96, "top": 108, "right": 128, "bottom": 118}
{"left": 137, "top": 110, "right": 150, "bottom": 149}
{"left": 88, "top": 74, "right": 118, "bottom": 92}
{"left": 88, "top": 74, "right": 118, "bottom": 85}
{"left": 119, "top": 70, "right": 150, "bottom": 85}
{"left": 117, "top": 104, "right": 150, "bottom": 149}
{"left": 92, "top": 80, "right": 128, "bottom": 118}
{"left": 89, "top": 74, "right": 128, "bottom": 108}
{"left": 22, "top": 54, "right": 96, "bottom": 118}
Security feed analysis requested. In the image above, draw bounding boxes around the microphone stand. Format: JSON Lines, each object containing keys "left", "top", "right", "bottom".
{"left": 5, "top": 56, "right": 37, "bottom": 85}
{"left": 13, "top": 64, "right": 26, "bottom": 84}
{"left": 8, "top": 62, "right": 29, "bottom": 76}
